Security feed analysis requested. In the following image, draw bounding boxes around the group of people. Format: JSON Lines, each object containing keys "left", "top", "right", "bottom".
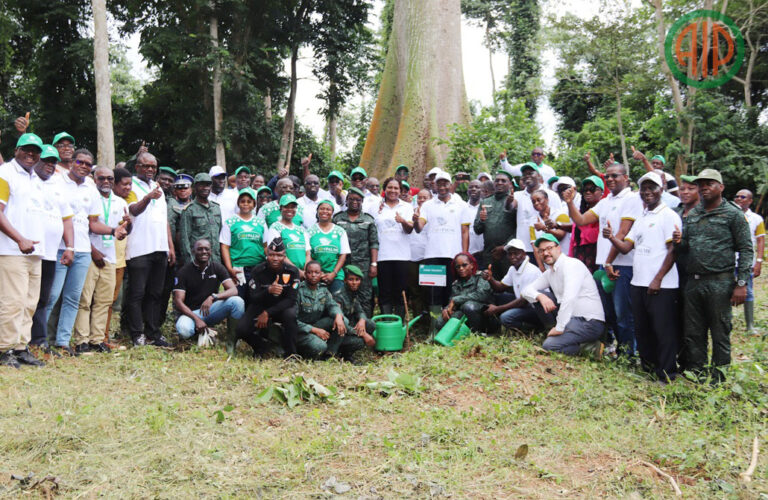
{"left": 0, "top": 119, "right": 762, "bottom": 382}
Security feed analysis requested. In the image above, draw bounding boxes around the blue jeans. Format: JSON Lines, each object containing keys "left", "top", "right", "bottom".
{"left": 747, "top": 273, "right": 754, "bottom": 302}
{"left": 175, "top": 296, "right": 245, "bottom": 339}
{"left": 46, "top": 250, "right": 92, "bottom": 347}
{"left": 598, "top": 264, "right": 635, "bottom": 354}
{"left": 500, "top": 305, "right": 542, "bottom": 330}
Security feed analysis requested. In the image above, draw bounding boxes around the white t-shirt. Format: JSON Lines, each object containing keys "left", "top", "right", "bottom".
{"left": 362, "top": 193, "right": 382, "bottom": 218}
{"left": 51, "top": 172, "right": 101, "bottom": 253}
{"left": 528, "top": 208, "right": 572, "bottom": 254}
{"left": 515, "top": 188, "right": 563, "bottom": 252}
{"left": 125, "top": 177, "right": 169, "bottom": 259}
{"left": 90, "top": 192, "right": 129, "bottom": 265}
{"left": 500, "top": 158, "right": 557, "bottom": 184}
{"left": 298, "top": 195, "right": 339, "bottom": 229}
{"left": 0, "top": 160, "right": 47, "bottom": 257}
{"left": 419, "top": 196, "right": 467, "bottom": 259}
{"left": 588, "top": 187, "right": 643, "bottom": 267}
{"left": 744, "top": 209, "right": 765, "bottom": 267}
{"left": 374, "top": 200, "right": 414, "bottom": 261}
{"left": 500, "top": 257, "right": 542, "bottom": 299}
{"left": 410, "top": 223, "right": 429, "bottom": 261}
{"left": 625, "top": 203, "right": 681, "bottom": 288}
{"left": 461, "top": 202, "right": 484, "bottom": 254}
{"left": 216, "top": 188, "right": 240, "bottom": 222}
{"left": 40, "top": 176, "right": 74, "bottom": 261}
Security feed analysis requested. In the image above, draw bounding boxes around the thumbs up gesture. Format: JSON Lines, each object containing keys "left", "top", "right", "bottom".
{"left": 603, "top": 152, "right": 615, "bottom": 170}
{"left": 672, "top": 224, "right": 682, "bottom": 244}
{"left": 631, "top": 145, "right": 644, "bottom": 162}
{"left": 602, "top": 219, "right": 613, "bottom": 239}
{"left": 268, "top": 275, "right": 283, "bottom": 296}
{"left": 481, "top": 264, "right": 493, "bottom": 281}
{"left": 479, "top": 205, "right": 488, "bottom": 221}
{"left": 14, "top": 113, "right": 30, "bottom": 133}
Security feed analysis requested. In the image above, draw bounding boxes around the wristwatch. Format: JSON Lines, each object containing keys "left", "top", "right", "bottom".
{"left": 371, "top": 262, "right": 378, "bottom": 267}
{"left": 757, "top": 258, "right": 764, "bottom": 263}
{"left": 737, "top": 279, "right": 747, "bottom": 287}
{"left": 211, "top": 293, "right": 219, "bottom": 301}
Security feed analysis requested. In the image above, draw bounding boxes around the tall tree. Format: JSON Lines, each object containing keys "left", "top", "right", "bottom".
{"left": 209, "top": 2, "right": 225, "bottom": 168}
{"left": 361, "top": 0, "right": 471, "bottom": 180}
{"left": 93, "top": 0, "right": 115, "bottom": 167}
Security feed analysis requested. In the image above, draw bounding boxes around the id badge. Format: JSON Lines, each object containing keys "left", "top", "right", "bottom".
{"left": 102, "top": 235, "right": 114, "bottom": 248}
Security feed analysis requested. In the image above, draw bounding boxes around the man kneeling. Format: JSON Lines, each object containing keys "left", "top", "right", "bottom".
{"left": 521, "top": 234, "right": 605, "bottom": 355}
{"left": 173, "top": 239, "right": 244, "bottom": 341}
{"left": 297, "top": 261, "right": 366, "bottom": 360}
{"left": 332, "top": 265, "right": 376, "bottom": 358}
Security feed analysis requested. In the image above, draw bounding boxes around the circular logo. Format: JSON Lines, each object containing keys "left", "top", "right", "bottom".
{"left": 664, "top": 10, "right": 744, "bottom": 89}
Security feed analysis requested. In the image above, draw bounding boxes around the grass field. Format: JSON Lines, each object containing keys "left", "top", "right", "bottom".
{"left": 1, "top": 281, "right": 767, "bottom": 498}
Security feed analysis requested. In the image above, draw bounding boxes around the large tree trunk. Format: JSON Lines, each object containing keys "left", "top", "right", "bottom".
{"left": 92, "top": 0, "right": 115, "bottom": 167}
{"left": 486, "top": 22, "right": 496, "bottom": 99}
{"left": 276, "top": 46, "right": 298, "bottom": 172}
{"left": 615, "top": 85, "right": 628, "bottom": 168}
{"left": 327, "top": 114, "right": 338, "bottom": 160}
{"left": 210, "top": 6, "right": 225, "bottom": 168}
{"left": 360, "top": 0, "right": 471, "bottom": 181}
{"left": 264, "top": 89, "right": 272, "bottom": 124}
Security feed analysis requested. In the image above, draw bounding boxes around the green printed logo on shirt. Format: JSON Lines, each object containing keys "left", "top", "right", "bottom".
{"left": 309, "top": 224, "right": 345, "bottom": 280}
{"left": 272, "top": 221, "right": 308, "bottom": 269}
{"left": 262, "top": 200, "right": 304, "bottom": 227}
{"left": 226, "top": 215, "right": 267, "bottom": 267}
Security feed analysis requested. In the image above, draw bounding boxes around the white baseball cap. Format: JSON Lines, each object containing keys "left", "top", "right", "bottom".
{"left": 504, "top": 238, "right": 526, "bottom": 251}
{"left": 477, "top": 172, "right": 492, "bottom": 181}
{"left": 434, "top": 171, "right": 452, "bottom": 183}
{"left": 209, "top": 165, "right": 226, "bottom": 177}
{"left": 427, "top": 167, "right": 443, "bottom": 177}
{"left": 552, "top": 176, "right": 576, "bottom": 192}
{"left": 637, "top": 171, "right": 664, "bottom": 188}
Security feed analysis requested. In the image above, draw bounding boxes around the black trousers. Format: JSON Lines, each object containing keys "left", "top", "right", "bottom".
{"left": 630, "top": 285, "right": 679, "bottom": 380}
{"left": 237, "top": 304, "right": 298, "bottom": 356}
{"left": 126, "top": 251, "right": 168, "bottom": 340}
{"left": 30, "top": 259, "right": 57, "bottom": 346}
{"left": 423, "top": 257, "right": 453, "bottom": 307}
{"left": 378, "top": 260, "right": 409, "bottom": 309}
{"left": 158, "top": 263, "right": 176, "bottom": 329}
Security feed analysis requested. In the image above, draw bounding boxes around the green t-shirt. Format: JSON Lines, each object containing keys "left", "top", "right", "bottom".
{"left": 308, "top": 224, "right": 350, "bottom": 281}
{"left": 220, "top": 214, "right": 267, "bottom": 267}
{"left": 260, "top": 200, "right": 304, "bottom": 228}
{"left": 268, "top": 221, "right": 310, "bottom": 270}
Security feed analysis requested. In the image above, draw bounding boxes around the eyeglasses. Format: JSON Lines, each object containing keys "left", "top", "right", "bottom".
{"left": 734, "top": 195, "right": 749, "bottom": 199}
{"left": 96, "top": 176, "right": 114, "bottom": 182}
{"left": 136, "top": 163, "right": 156, "bottom": 169}
{"left": 55, "top": 143, "right": 74, "bottom": 149}
{"left": 75, "top": 159, "right": 93, "bottom": 168}
{"left": 538, "top": 244, "right": 558, "bottom": 254}
{"left": 583, "top": 186, "right": 600, "bottom": 193}
{"left": 20, "top": 146, "right": 41, "bottom": 154}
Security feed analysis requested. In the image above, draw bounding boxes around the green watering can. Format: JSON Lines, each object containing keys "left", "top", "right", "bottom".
{"left": 593, "top": 269, "right": 616, "bottom": 294}
{"left": 434, "top": 315, "right": 469, "bottom": 346}
{"left": 371, "top": 314, "right": 422, "bottom": 352}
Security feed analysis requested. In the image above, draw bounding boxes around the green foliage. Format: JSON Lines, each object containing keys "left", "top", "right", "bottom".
{"left": 364, "top": 370, "right": 424, "bottom": 396}
{"left": 439, "top": 99, "right": 542, "bottom": 174}
{"left": 255, "top": 374, "right": 342, "bottom": 408}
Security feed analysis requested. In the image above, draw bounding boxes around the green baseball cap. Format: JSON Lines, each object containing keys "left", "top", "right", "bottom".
{"left": 520, "top": 161, "right": 540, "bottom": 173}
{"left": 158, "top": 166, "right": 177, "bottom": 177}
{"left": 238, "top": 187, "right": 257, "bottom": 200}
{"left": 582, "top": 175, "right": 605, "bottom": 191}
{"left": 679, "top": 175, "right": 697, "bottom": 184}
{"left": 194, "top": 172, "right": 212, "bottom": 184}
{"left": 40, "top": 144, "right": 60, "bottom": 162}
{"left": 534, "top": 233, "right": 560, "bottom": 248}
{"left": 317, "top": 199, "right": 335, "bottom": 210}
{"left": 402, "top": 181, "right": 410, "bottom": 190}
{"left": 327, "top": 170, "right": 344, "bottom": 181}
{"left": 694, "top": 169, "right": 723, "bottom": 184}
{"left": 547, "top": 175, "right": 559, "bottom": 186}
{"left": 235, "top": 165, "right": 251, "bottom": 176}
{"left": 344, "top": 264, "right": 364, "bottom": 278}
{"left": 650, "top": 155, "right": 666, "bottom": 165}
{"left": 497, "top": 170, "right": 514, "bottom": 180}
{"left": 279, "top": 193, "right": 298, "bottom": 206}
{"left": 350, "top": 166, "right": 367, "bottom": 178}
{"left": 52, "top": 132, "right": 75, "bottom": 146}
{"left": 347, "top": 187, "right": 365, "bottom": 199}
{"left": 257, "top": 186, "right": 272, "bottom": 195}
{"left": 16, "top": 133, "right": 43, "bottom": 150}
{"left": 395, "top": 164, "right": 409, "bottom": 173}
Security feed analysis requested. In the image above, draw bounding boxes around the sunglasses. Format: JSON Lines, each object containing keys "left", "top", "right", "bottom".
{"left": 583, "top": 185, "right": 600, "bottom": 193}
{"left": 75, "top": 159, "right": 93, "bottom": 168}
{"left": 96, "top": 175, "right": 114, "bottom": 182}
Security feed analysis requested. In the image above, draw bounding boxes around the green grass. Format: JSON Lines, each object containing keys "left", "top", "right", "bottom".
{"left": 1, "top": 284, "right": 767, "bottom": 498}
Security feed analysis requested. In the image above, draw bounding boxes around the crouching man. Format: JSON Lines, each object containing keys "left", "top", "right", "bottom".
{"left": 296, "top": 261, "right": 366, "bottom": 360}
{"left": 173, "top": 239, "right": 244, "bottom": 342}
{"left": 521, "top": 234, "right": 605, "bottom": 355}
{"left": 332, "top": 264, "right": 376, "bottom": 355}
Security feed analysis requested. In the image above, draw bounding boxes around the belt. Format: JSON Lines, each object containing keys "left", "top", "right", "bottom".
{"left": 689, "top": 271, "right": 733, "bottom": 281}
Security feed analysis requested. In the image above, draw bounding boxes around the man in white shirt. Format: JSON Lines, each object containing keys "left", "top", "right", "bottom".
{"left": 512, "top": 162, "right": 563, "bottom": 256}
{"left": 414, "top": 171, "right": 467, "bottom": 307}
{"left": 460, "top": 180, "right": 484, "bottom": 263}
{"left": 522, "top": 234, "right": 605, "bottom": 355}
{"left": 563, "top": 161, "right": 642, "bottom": 356}
{"left": 73, "top": 166, "right": 131, "bottom": 353}
{"left": 125, "top": 152, "right": 176, "bottom": 347}
{"left": 734, "top": 188, "right": 765, "bottom": 334}
{"left": 483, "top": 239, "right": 549, "bottom": 332}
{"left": 0, "top": 133, "right": 49, "bottom": 368}
{"left": 218, "top": 166, "right": 251, "bottom": 222}
{"left": 299, "top": 174, "right": 337, "bottom": 229}
{"left": 604, "top": 172, "right": 682, "bottom": 381}
{"left": 207, "top": 165, "right": 229, "bottom": 204}
{"left": 499, "top": 148, "right": 557, "bottom": 185}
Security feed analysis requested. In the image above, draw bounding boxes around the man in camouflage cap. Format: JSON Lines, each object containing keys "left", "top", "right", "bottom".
{"left": 676, "top": 169, "right": 753, "bottom": 381}
{"left": 179, "top": 173, "right": 222, "bottom": 264}
{"left": 333, "top": 264, "right": 376, "bottom": 353}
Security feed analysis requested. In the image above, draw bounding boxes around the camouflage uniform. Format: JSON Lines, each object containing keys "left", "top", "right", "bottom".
{"left": 677, "top": 199, "right": 752, "bottom": 376}
{"left": 435, "top": 274, "right": 499, "bottom": 334}
{"left": 473, "top": 193, "right": 517, "bottom": 279}
{"left": 333, "top": 286, "right": 375, "bottom": 334}
{"left": 295, "top": 282, "right": 364, "bottom": 358}
{"left": 332, "top": 211, "right": 379, "bottom": 316}
{"left": 179, "top": 199, "right": 222, "bottom": 264}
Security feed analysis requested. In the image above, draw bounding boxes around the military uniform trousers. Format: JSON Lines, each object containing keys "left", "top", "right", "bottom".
{"left": 683, "top": 274, "right": 734, "bottom": 373}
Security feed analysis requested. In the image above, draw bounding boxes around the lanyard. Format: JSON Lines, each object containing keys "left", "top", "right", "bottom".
{"left": 101, "top": 194, "right": 112, "bottom": 225}
{"left": 133, "top": 178, "right": 154, "bottom": 206}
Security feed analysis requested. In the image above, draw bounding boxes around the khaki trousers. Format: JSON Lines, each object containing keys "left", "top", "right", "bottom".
{"left": 74, "top": 261, "right": 116, "bottom": 345}
{"left": 0, "top": 255, "right": 42, "bottom": 351}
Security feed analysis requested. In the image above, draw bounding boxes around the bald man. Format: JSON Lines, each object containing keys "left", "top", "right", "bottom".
{"left": 734, "top": 188, "right": 765, "bottom": 334}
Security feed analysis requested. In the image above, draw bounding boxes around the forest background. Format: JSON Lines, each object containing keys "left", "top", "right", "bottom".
{"left": 1, "top": 0, "right": 766, "bottom": 206}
